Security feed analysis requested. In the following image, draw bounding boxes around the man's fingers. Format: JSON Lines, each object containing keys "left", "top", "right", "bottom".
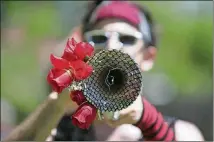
{"left": 45, "top": 136, "right": 53, "bottom": 141}
{"left": 104, "top": 113, "right": 136, "bottom": 127}
{"left": 107, "top": 124, "right": 142, "bottom": 141}
{"left": 48, "top": 92, "right": 58, "bottom": 100}
{"left": 45, "top": 128, "right": 57, "bottom": 141}
{"left": 119, "top": 95, "right": 143, "bottom": 115}
{"left": 119, "top": 108, "right": 135, "bottom": 116}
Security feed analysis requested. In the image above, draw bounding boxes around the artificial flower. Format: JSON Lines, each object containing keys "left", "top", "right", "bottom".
{"left": 71, "top": 102, "right": 97, "bottom": 129}
{"left": 70, "top": 60, "right": 93, "bottom": 81}
{"left": 47, "top": 68, "right": 73, "bottom": 94}
{"left": 74, "top": 42, "right": 94, "bottom": 61}
{"left": 47, "top": 37, "right": 94, "bottom": 95}
{"left": 50, "top": 54, "right": 70, "bottom": 69}
{"left": 61, "top": 38, "right": 94, "bottom": 62}
{"left": 70, "top": 90, "right": 86, "bottom": 105}
{"left": 50, "top": 54, "right": 93, "bottom": 81}
{"left": 62, "top": 38, "right": 78, "bottom": 61}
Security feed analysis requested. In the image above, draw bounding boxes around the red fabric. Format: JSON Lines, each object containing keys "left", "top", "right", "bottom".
{"left": 135, "top": 98, "right": 175, "bottom": 141}
{"left": 47, "top": 38, "right": 94, "bottom": 94}
{"left": 69, "top": 60, "right": 93, "bottom": 81}
{"left": 143, "top": 113, "right": 164, "bottom": 136}
{"left": 49, "top": 54, "right": 93, "bottom": 82}
{"left": 62, "top": 38, "right": 94, "bottom": 61}
{"left": 164, "top": 128, "right": 175, "bottom": 141}
{"left": 71, "top": 102, "right": 97, "bottom": 129}
{"left": 47, "top": 68, "right": 73, "bottom": 94}
{"left": 74, "top": 42, "right": 94, "bottom": 61}
{"left": 70, "top": 90, "right": 87, "bottom": 105}
{"left": 62, "top": 38, "right": 79, "bottom": 61}
{"left": 95, "top": 1, "right": 140, "bottom": 27}
{"left": 50, "top": 54, "right": 70, "bottom": 69}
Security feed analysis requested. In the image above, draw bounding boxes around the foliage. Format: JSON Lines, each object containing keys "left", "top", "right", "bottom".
{"left": 140, "top": 2, "right": 212, "bottom": 95}
{"left": 1, "top": 1, "right": 212, "bottom": 115}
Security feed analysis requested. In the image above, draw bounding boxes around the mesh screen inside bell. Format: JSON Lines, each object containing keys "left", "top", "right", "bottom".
{"left": 83, "top": 49, "right": 143, "bottom": 112}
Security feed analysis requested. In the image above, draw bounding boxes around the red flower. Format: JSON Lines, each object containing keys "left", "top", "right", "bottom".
{"left": 50, "top": 54, "right": 70, "bottom": 69}
{"left": 50, "top": 54, "right": 93, "bottom": 81}
{"left": 70, "top": 90, "right": 86, "bottom": 105}
{"left": 62, "top": 38, "right": 78, "bottom": 61}
{"left": 71, "top": 102, "right": 97, "bottom": 129}
{"left": 47, "top": 68, "right": 73, "bottom": 94}
{"left": 61, "top": 38, "right": 94, "bottom": 62}
{"left": 70, "top": 60, "right": 93, "bottom": 81}
{"left": 74, "top": 42, "right": 94, "bottom": 61}
{"left": 47, "top": 38, "right": 94, "bottom": 94}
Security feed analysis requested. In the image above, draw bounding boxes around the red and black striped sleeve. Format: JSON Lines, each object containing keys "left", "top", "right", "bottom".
{"left": 134, "top": 97, "right": 175, "bottom": 141}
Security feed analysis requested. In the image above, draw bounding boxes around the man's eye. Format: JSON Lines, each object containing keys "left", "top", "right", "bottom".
{"left": 91, "top": 35, "right": 107, "bottom": 44}
{"left": 119, "top": 35, "right": 137, "bottom": 45}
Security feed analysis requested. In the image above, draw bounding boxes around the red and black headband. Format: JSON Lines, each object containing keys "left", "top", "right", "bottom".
{"left": 88, "top": 1, "right": 152, "bottom": 44}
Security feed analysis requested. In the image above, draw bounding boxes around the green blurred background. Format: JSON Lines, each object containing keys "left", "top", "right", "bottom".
{"left": 1, "top": 1, "right": 213, "bottom": 140}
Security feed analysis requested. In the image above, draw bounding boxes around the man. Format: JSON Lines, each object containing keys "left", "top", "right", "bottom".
{"left": 4, "top": 1, "right": 204, "bottom": 141}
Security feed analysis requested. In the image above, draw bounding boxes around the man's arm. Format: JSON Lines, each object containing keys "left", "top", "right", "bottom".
{"left": 174, "top": 120, "right": 204, "bottom": 141}
{"left": 46, "top": 124, "right": 142, "bottom": 141}
{"left": 3, "top": 91, "right": 76, "bottom": 141}
{"left": 3, "top": 25, "right": 84, "bottom": 141}
{"left": 134, "top": 98, "right": 175, "bottom": 141}
{"left": 135, "top": 98, "right": 205, "bottom": 141}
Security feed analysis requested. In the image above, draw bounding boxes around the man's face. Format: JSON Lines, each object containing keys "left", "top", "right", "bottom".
{"left": 84, "top": 19, "right": 156, "bottom": 71}
{"left": 82, "top": 19, "right": 157, "bottom": 126}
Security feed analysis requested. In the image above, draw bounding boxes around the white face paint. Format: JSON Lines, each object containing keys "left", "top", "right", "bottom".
{"left": 91, "top": 19, "right": 145, "bottom": 71}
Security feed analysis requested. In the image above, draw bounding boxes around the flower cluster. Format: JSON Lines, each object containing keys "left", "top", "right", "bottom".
{"left": 47, "top": 38, "right": 97, "bottom": 129}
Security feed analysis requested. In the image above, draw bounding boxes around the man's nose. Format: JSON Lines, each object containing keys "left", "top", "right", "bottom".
{"left": 106, "top": 37, "right": 123, "bottom": 50}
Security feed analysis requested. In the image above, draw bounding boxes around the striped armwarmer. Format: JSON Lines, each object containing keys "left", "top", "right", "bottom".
{"left": 134, "top": 97, "right": 175, "bottom": 141}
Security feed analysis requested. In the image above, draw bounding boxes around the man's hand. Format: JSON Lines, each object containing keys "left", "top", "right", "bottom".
{"left": 46, "top": 124, "right": 142, "bottom": 141}
{"left": 107, "top": 124, "right": 142, "bottom": 141}
{"left": 101, "top": 95, "right": 143, "bottom": 128}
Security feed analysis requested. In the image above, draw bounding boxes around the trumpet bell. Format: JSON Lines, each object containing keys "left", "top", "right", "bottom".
{"left": 83, "top": 49, "right": 143, "bottom": 112}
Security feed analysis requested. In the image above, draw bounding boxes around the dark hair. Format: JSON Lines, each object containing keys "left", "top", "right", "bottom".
{"left": 53, "top": 113, "right": 96, "bottom": 141}
{"left": 81, "top": 0, "right": 157, "bottom": 47}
